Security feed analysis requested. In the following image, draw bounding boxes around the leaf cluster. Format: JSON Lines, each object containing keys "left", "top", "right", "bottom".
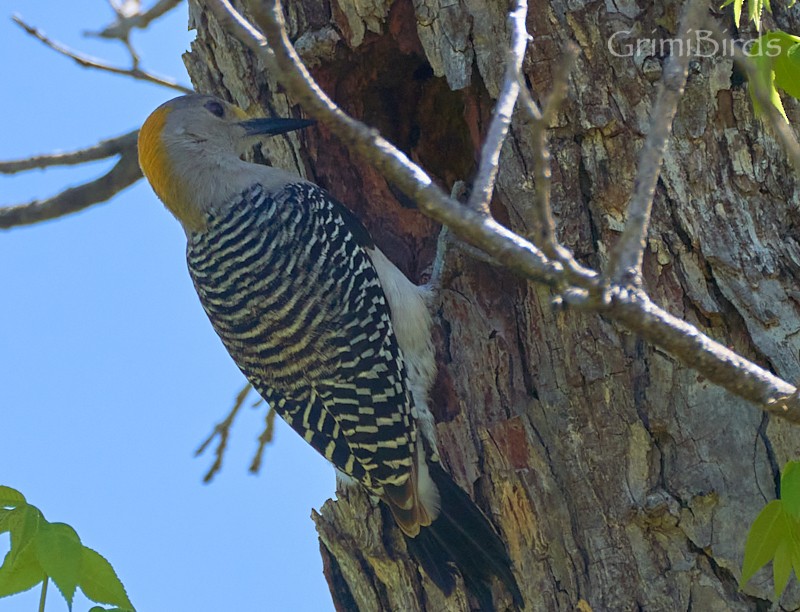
{"left": 0, "top": 486, "right": 134, "bottom": 611}
{"left": 741, "top": 461, "right": 800, "bottom": 599}
{"left": 721, "top": 0, "right": 777, "bottom": 30}
{"left": 721, "top": 0, "right": 800, "bottom": 120}
{"left": 749, "top": 31, "right": 800, "bottom": 121}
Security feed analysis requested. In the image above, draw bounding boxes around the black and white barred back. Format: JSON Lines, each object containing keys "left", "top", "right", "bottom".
{"left": 187, "top": 182, "right": 418, "bottom": 492}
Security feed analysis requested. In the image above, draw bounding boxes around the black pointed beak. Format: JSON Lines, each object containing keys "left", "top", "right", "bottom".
{"left": 239, "top": 117, "right": 315, "bottom": 137}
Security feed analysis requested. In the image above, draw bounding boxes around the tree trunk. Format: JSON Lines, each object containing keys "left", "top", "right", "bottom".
{"left": 184, "top": 0, "right": 800, "bottom": 609}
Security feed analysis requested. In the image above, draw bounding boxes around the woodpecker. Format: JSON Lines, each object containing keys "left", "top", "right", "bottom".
{"left": 138, "top": 94, "right": 522, "bottom": 607}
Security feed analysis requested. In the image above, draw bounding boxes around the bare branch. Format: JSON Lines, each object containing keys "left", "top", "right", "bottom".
{"left": 0, "top": 144, "right": 142, "bottom": 229}
{"left": 12, "top": 14, "right": 192, "bottom": 93}
{"left": 195, "top": 383, "right": 253, "bottom": 482}
{"left": 0, "top": 131, "right": 138, "bottom": 174}
{"left": 87, "top": 0, "right": 185, "bottom": 70}
{"left": 86, "top": 0, "right": 183, "bottom": 42}
{"left": 606, "top": 0, "right": 705, "bottom": 287}
{"left": 517, "top": 43, "right": 590, "bottom": 286}
{"left": 467, "top": 0, "right": 528, "bottom": 215}
{"left": 200, "top": 0, "right": 800, "bottom": 423}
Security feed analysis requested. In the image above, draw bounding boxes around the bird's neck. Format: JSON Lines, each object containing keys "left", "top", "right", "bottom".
{"left": 167, "top": 156, "right": 309, "bottom": 236}
{"left": 139, "top": 122, "right": 259, "bottom": 233}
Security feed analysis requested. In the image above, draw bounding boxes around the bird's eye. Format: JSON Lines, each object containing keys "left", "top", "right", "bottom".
{"left": 205, "top": 101, "right": 225, "bottom": 118}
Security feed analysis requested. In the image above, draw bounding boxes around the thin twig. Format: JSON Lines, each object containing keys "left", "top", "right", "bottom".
{"left": 521, "top": 45, "right": 577, "bottom": 253}
{"left": 249, "top": 407, "right": 277, "bottom": 473}
{"left": 703, "top": 18, "right": 800, "bottom": 173}
{"left": 467, "top": 0, "right": 528, "bottom": 215}
{"left": 517, "top": 43, "right": 593, "bottom": 287}
{"left": 606, "top": 0, "right": 706, "bottom": 287}
{"left": 87, "top": 0, "right": 184, "bottom": 70}
{"left": 0, "top": 131, "right": 138, "bottom": 174}
{"left": 12, "top": 14, "right": 192, "bottom": 93}
{"left": 0, "top": 146, "right": 142, "bottom": 229}
{"left": 196, "top": 383, "right": 253, "bottom": 482}
{"left": 200, "top": 0, "right": 800, "bottom": 423}
{"left": 87, "top": 0, "right": 183, "bottom": 41}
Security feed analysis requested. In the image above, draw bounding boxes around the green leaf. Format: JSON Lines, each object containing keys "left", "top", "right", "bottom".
{"left": 35, "top": 522, "right": 83, "bottom": 610}
{"left": 773, "top": 537, "right": 793, "bottom": 598}
{"left": 742, "top": 500, "right": 787, "bottom": 584}
{"left": 0, "top": 540, "right": 45, "bottom": 598}
{"left": 782, "top": 461, "right": 800, "bottom": 519}
{"left": 734, "top": 0, "right": 744, "bottom": 27}
{"left": 79, "top": 547, "right": 133, "bottom": 610}
{"left": 723, "top": 0, "right": 771, "bottom": 28}
{"left": 752, "top": 31, "right": 800, "bottom": 103}
{"left": 5, "top": 505, "right": 43, "bottom": 566}
{"left": 0, "top": 510, "right": 12, "bottom": 534}
{"left": 748, "top": 34, "right": 789, "bottom": 122}
{"left": 0, "top": 487, "right": 25, "bottom": 508}
{"left": 749, "top": 0, "right": 762, "bottom": 30}
{"left": 794, "top": 530, "right": 800, "bottom": 584}
{"left": 774, "top": 36, "right": 800, "bottom": 100}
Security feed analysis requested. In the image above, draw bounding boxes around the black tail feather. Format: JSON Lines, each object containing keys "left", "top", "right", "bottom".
{"left": 404, "top": 461, "right": 523, "bottom": 609}
{"left": 404, "top": 527, "right": 456, "bottom": 594}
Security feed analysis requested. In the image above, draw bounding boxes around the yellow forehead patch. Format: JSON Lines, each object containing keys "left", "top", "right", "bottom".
{"left": 231, "top": 104, "right": 249, "bottom": 120}
{"left": 138, "top": 105, "right": 206, "bottom": 231}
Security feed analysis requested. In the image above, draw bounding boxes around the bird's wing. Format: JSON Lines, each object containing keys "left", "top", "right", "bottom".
{"left": 189, "top": 182, "right": 418, "bottom": 489}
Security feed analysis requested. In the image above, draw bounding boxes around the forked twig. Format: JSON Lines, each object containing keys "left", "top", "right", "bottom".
{"left": 13, "top": 14, "right": 192, "bottom": 93}
{"left": 196, "top": 383, "right": 253, "bottom": 482}
{"left": 0, "top": 143, "right": 142, "bottom": 229}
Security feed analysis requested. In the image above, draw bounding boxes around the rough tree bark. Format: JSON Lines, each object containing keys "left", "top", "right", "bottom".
{"left": 185, "top": 0, "right": 800, "bottom": 609}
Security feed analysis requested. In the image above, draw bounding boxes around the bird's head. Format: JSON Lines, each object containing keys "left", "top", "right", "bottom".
{"left": 138, "top": 94, "right": 313, "bottom": 231}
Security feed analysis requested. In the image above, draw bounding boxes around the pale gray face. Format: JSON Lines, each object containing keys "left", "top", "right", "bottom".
{"left": 159, "top": 94, "right": 314, "bottom": 158}
{"left": 160, "top": 95, "right": 252, "bottom": 158}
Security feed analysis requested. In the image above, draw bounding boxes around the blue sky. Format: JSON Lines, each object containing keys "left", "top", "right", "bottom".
{"left": 1, "top": 2, "right": 336, "bottom": 610}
